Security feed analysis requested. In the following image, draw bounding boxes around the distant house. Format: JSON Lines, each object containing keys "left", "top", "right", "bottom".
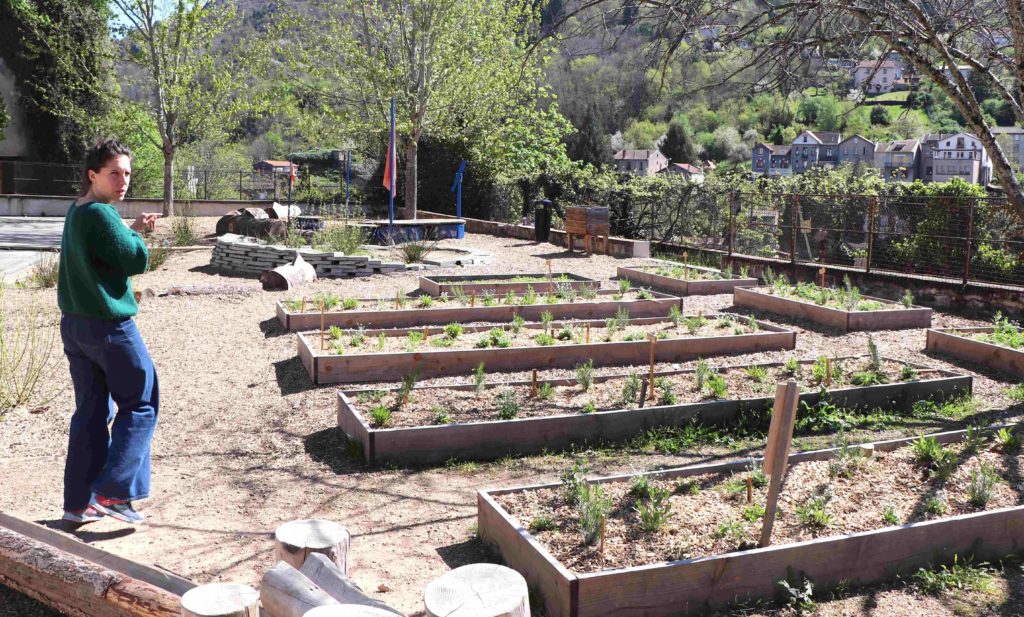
{"left": 751, "top": 143, "right": 792, "bottom": 176}
{"left": 874, "top": 139, "right": 920, "bottom": 181}
{"left": 751, "top": 143, "right": 773, "bottom": 175}
{"left": 254, "top": 160, "right": 298, "bottom": 175}
{"left": 613, "top": 149, "right": 669, "bottom": 176}
{"left": 852, "top": 59, "right": 904, "bottom": 93}
{"left": 940, "top": 65, "right": 975, "bottom": 83}
{"left": 836, "top": 135, "right": 876, "bottom": 166}
{"left": 992, "top": 126, "right": 1024, "bottom": 170}
{"left": 660, "top": 162, "right": 705, "bottom": 182}
{"left": 791, "top": 131, "right": 841, "bottom": 173}
{"left": 919, "top": 132, "right": 991, "bottom": 185}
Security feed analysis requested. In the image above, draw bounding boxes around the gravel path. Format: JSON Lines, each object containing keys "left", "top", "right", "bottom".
{"left": 1, "top": 224, "right": 1022, "bottom": 616}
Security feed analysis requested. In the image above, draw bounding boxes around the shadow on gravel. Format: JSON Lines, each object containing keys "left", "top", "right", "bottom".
{"left": 273, "top": 356, "right": 318, "bottom": 395}
{"left": 304, "top": 427, "right": 364, "bottom": 474}
{"left": 260, "top": 316, "right": 288, "bottom": 338}
{"left": 435, "top": 536, "right": 502, "bottom": 570}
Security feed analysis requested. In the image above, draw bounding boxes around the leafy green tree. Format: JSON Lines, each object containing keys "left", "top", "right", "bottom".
{"left": 301, "top": 0, "right": 553, "bottom": 219}
{"left": 0, "top": 0, "right": 111, "bottom": 162}
{"left": 660, "top": 121, "right": 696, "bottom": 165}
{"left": 568, "top": 105, "right": 609, "bottom": 167}
{"left": 623, "top": 119, "right": 665, "bottom": 149}
{"left": 870, "top": 105, "right": 889, "bottom": 126}
{"left": 110, "top": 0, "right": 280, "bottom": 214}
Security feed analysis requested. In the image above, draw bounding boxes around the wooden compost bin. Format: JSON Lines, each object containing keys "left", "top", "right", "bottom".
{"left": 734, "top": 286, "right": 932, "bottom": 331}
{"left": 478, "top": 428, "right": 1024, "bottom": 617}
{"left": 277, "top": 290, "right": 681, "bottom": 331}
{"left": 927, "top": 327, "right": 1024, "bottom": 377}
{"left": 297, "top": 316, "right": 796, "bottom": 384}
{"left": 418, "top": 273, "right": 600, "bottom": 296}
{"left": 337, "top": 358, "right": 970, "bottom": 465}
{"left": 617, "top": 263, "right": 758, "bottom": 295}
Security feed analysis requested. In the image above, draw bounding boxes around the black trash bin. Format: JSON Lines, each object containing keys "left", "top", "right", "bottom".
{"left": 534, "top": 199, "right": 552, "bottom": 243}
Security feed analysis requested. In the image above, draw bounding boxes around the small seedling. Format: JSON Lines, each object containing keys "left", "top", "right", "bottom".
{"left": 913, "top": 555, "right": 993, "bottom": 595}
{"left": 540, "top": 310, "right": 554, "bottom": 333}
{"left": 473, "top": 363, "right": 487, "bottom": 393}
{"left": 867, "top": 335, "right": 882, "bottom": 372}
{"left": 674, "top": 479, "right": 699, "bottom": 495}
{"left": 615, "top": 307, "right": 630, "bottom": 329}
{"left": 528, "top": 514, "right": 556, "bottom": 533}
{"left": 537, "top": 381, "right": 554, "bottom": 400}
{"left": 620, "top": 372, "right": 642, "bottom": 406}
{"left": 746, "top": 315, "right": 759, "bottom": 332}
{"left": 369, "top": 405, "right": 393, "bottom": 428}
{"left": 827, "top": 434, "right": 864, "bottom": 479}
{"left": 658, "top": 381, "right": 679, "bottom": 405}
{"left": 522, "top": 286, "right": 538, "bottom": 305}
{"left": 481, "top": 291, "right": 497, "bottom": 306}
{"left": 554, "top": 282, "right": 577, "bottom": 302}
{"left": 618, "top": 278, "right": 631, "bottom": 294}
{"left": 496, "top": 388, "right": 521, "bottom": 419}
{"left": 503, "top": 291, "right": 518, "bottom": 305}
{"left": 636, "top": 288, "right": 655, "bottom": 300}
{"left": 560, "top": 460, "right": 589, "bottom": 505}
{"left": 882, "top": 504, "right": 899, "bottom": 526}
{"left": 635, "top": 486, "right": 672, "bottom": 533}
{"left": 581, "top": 402, "right": 596, "bottom": 414}
{"left": 783, "top": 357, "right": 800, "bottom": 376}
{"left": 900, "top": 289, "right": 915, "bottom": 307}
{"left": 578, "top": 483, "right": 612, "bottom": 546}
{"left": 693, "top": 359, "right": 711, "bottom": 391}
{"left": 704, "top": 373, "right": 728, "bottom": 399}
{"left": 629, "top": 475, "right": 655, "bottom": 500}
{"left": 580, "top": 285, "right": 598, "bottom": 300}
{"left": 744, "top": 365, "right": 768, "bottom": 383}
{"left": 397, "top": 371, "right": 419, "bottom": 406}
{"left": 995, "top": 427, "right": 1022, "bottom": 452}
{"left": 712, "top": 520, "right": 746, "bottom": 543}
{"left": 556, "top": 323, "right": 575, "bottom": 341}
{"left": 444, "top": 322, "right": 463, "bottom": 339}
{"left": 406, "top": 331, "right": 425, "bottom": 350}
{"left": 509, "top": 314, "right": 525, "bottom": 334}
{"left": 376, "top": 332, "right": 386, "bottom": 350}
{"left": 575, "top": 359, "right": 595, "bottom": 392}
{"left": 668, "top": 305, "right": 683, "bottom": 326}
{"left": 924, "top": 496, "right": 946, "bottom": 515}
{"left": 967, "top": 463, "right": 999, "bottom": 507}
{"left": 741, "top": 503, "right": 765, "bottom": 522}
{"left": 900, "top": 364, "right": 918, "bottom": 381}
{"left": 795, "top": 494, "right": 832, "bottom": 528}
{"left": 329, "top": 325, "right": 344, "bottom": 341}
{"left": 534, "top": 332, "right": 557, "bottom": 346}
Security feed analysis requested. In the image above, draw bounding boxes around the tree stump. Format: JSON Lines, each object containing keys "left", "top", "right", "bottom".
{"left": 299, "top": 554, "right": 404, "bottom": 616}
{"left": 423, "top": 564, "right": 529, "bottom": 617}
{"left": 180, "top": 582, "right": 259, "bottom": 617}
{"left": 260, "top": 561, "right": 337, "bottom": 617}
{"left": 260, "top": 253, "right": 317, "bottom": 291}
{"left": 273, "top": 519, "right": 350, "bottom": 573}
{"left": 304, "top": 606, "right": 402, "bottom": 617}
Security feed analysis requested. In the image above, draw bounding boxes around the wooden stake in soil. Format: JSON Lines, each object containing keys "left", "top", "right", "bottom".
{"left": 683, "top": 251, "right": 688, "bottom": 268}
{"left": 825, "top": 357, "right": 832, "bottom": 387}
{"left": 320, "top": 301, "right": 326, "bottom": 351}
{"left": 181, "top": 583, "right": 259, "bottom": 617}
{"left": 647, "top": 334, "right": 657, "bottom": 400}
{"left": 470, "top": 291, "right": 476, "bottom": 307}
{"left": 600, "top": 515, "right": 607, "bottom": 556}
{"left": 819, "top": 267, "right": 826, "bottom": 288}
{"left": 301, "top": 298, "right": 306, "bottom": 314}
{"left": 586, "top": 323, "right": 591, "bottom": 344}
{"left": 760, "top": 378, "right": 800, "bottom": 548}
{"left": 395, "top": 291, "right": 400, "bottom": 310}
{"left": 746, "top": 477, "right": 753, "bottom": 504}
{"left": 530, "top": 370, "right": 538, "bottom": 398}
{"left": 546, "top": 259, "right": 553, "bottom": 283}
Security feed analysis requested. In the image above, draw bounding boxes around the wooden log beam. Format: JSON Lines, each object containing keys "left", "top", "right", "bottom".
{"left": 181, "top": 583, "right": 259, "bottom": 617}
{"left": 299, "top": 554, "right": 404, "bottom": 616}
{"left": 0, "top": 527, "right": 180, "bottom": 617}
{"left": 273, "top": 519, "right": 350, "bottom": 573}
{"left": 423, "top": 563, "right": 529, "bottom": 617}
{"left": 259, "top": 561, "right": 337, "bottom": 617}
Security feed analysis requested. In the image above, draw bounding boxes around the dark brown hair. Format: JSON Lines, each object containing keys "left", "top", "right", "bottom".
{"left": 78, "top": 139, "right": 132, "bottom": 197}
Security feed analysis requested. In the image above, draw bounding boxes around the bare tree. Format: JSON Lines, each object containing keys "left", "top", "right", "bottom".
{"left": 547, "top": 0, "right": 1024, "bottom": 218}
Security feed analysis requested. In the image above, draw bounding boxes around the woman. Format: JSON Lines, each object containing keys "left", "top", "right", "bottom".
{"left": 58, "top": 139, "right": 161, "bottom": 526}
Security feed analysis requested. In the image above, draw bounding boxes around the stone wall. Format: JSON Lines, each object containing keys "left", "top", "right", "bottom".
{"left": 211, "top": 234, "right": 406, "bottom": 277}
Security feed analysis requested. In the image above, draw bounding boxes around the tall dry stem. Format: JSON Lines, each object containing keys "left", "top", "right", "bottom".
{"left": 0, "top": 282, "right": 59, "bottom": 418}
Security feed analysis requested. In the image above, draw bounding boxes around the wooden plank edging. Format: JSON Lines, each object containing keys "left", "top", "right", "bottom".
{"left": 477, "top": 425, "right": 1022, "bottom": 617}
{"left": 337, "top": 358, "right": 971, "bottom": 465}
{"left": 617, "top": 264, "right": 758, "bottom": 296}
{"left": 926, "top": 327, "right": 1024, "bottom": 378}
{"left": 418, "top": 273, "right": 600, "bottom": 296}
{"left": 734, "top": 286, "right": 932, "bottom": 331}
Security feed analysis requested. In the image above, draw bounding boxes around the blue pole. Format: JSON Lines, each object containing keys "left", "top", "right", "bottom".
{"left": 388, "top": 97, "right": 395, "bottom": 228}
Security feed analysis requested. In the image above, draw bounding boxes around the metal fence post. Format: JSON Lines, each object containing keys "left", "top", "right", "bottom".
{"left": 790, "top": 194, "right": 799, "bottom": 266}
{"left": 238, "top": 172, "right": 243, "bottom": 201}
{"left": 204, "top": 170, "right": 209, "bottom": 200}
{"left": 865, "top": 196, "right": 877, "bottom": 274}
{"left": 963, "top": 197, "right": 976, "bottom": 286}
{"left": 727, "top": 191, "right": 735, "bottom": 256}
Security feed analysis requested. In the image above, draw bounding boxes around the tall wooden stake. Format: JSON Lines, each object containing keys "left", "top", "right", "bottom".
{"left": 647, "top": 334, "right": 657, "bottom": 400}
{"left": 586, "top": 323, "right": 591, "bottom": 344}
{"left": 760, "top": 379, "right": 800, "bottom": 547}
{"left": 599, "top": 515, "right": 606, "bottom": 556}
{"left": 300, "top": 298, "right": 306, "bottom": 313}
{"left": 825, "top": 357, "right": 832, "bottom": 387}
{"left": 546, "top": 259, "right": 553, "bottom": 282}
{"left": 395, "top": 291, "right": 400, "bottom": 310}
{"left": 819, "top": 267, "right": 826, "bottom": 288}
{"left": 320, "top": 300, "right": 326, "bottom": 351}
{"left": 746, "top": 477, "right": 753, "bottom": 504}
{"left": 470, "top": 291, "right": 476, "bottom": 307}
{"left": 531, "top": 370, "right": 538, "bottom": 398}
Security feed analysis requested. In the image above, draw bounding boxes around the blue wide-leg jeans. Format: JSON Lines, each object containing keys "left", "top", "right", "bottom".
{"left": 60, "top": 314, "right": 159, "bottom": 511}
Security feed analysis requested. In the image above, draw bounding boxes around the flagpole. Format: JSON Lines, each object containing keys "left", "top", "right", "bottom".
{"left": 388, "top": 97, "right": 395, "bottom": 229}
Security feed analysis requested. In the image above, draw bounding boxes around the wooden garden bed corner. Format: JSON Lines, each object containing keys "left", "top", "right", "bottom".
{"left": 926, "top": 327, "right": 1024, "bottom": 377}
{"left": 617, "top": 263, "right": 758, "bottom": 295}
{"left": 477, "top": 428, "right": 1024, "bottom": 617}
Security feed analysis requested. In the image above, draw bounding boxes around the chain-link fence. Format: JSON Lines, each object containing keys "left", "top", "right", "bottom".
{"left": 0, "top": 161, "right": 352, "bottom": 203}
{"left": 726, "top": 192, "right": 1024, "bottom": 289}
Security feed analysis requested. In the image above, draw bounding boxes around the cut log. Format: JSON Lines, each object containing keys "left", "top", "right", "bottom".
{"left": 303, "top": 606, "right": 400, "bottom": 617}
{"left": 261, "top": 254, "right": 317, "bottom": 291}
{"left": 274, "top": 519, "right": 350, "bottom": 573}
{"left": 423, "top": 564, "right": 529, "bottom": 617}
{"left": 260, "top": 562, "right": 337, "bottom": 617}
{"left": 299, "top": 554, "right": 404, "bottom": 616}
{"left": 181, "top": 583, "right": 259, "bottom": 617}
{"left": 0, "top": 527, "right": 180, "bottom": 617}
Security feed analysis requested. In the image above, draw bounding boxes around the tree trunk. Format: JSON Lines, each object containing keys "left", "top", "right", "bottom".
{"left": 423, "top": 563, "right": 529, "bottom": 617}
{"left": 181, "top": 583, "right": 259, "bottom": 617}
{"left": 273, "top": 519, "right": 350, "bottom": 573}
{"left": 259, "top": 562, "right": 337, "bottom": 617}
{"left": 299, "top": 554, "right": 404, "bottom": 616}
{"left": 403, "top": 139, "right": 417, "bottom": 220}
{"left": 162, "top": 149, "right": 175, "bottom": 217}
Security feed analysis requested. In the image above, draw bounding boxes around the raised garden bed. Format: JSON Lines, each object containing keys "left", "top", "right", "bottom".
{"left": 617, "top": 262, "right": 758, "bottom": 295}
{"left": 276, "top": 289, "right": 681, "bottom": 331}
{"left": 337, "top": 356, "right": 971, "bottom": 465}
{"left": 297, "top": 314, "right": 796, "bottom": 384}
{"left": 418, "top": 273, "right": 600, "bottom": 296}
{"left": 927, "top": 326, "right": 1024, "bottom": 377}
{"left": 734, "top": 286, "right": 932, "bottom": 331}
{"left": 479, "top": 427, "right": 1024, "bottom": 617}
